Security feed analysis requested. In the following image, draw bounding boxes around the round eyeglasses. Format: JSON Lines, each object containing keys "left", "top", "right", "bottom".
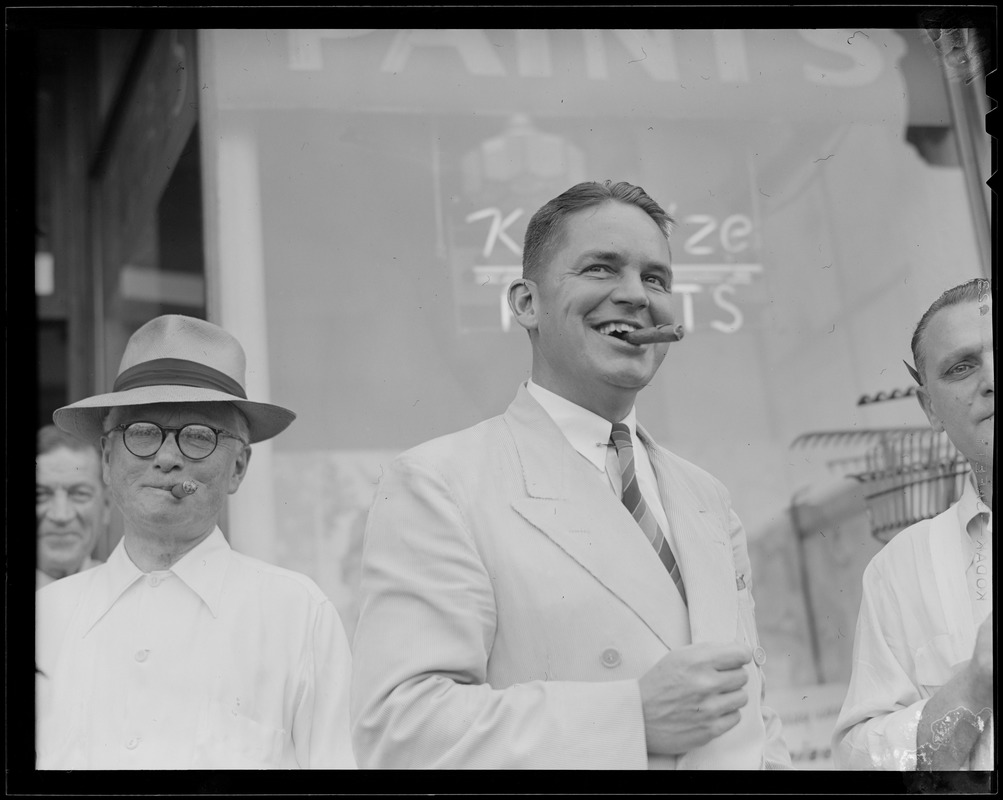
{"left": 105, "top": 421, "right": 246, "bottom": 460}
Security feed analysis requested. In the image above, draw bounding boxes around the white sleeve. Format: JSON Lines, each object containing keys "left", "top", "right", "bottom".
{"left": 832, "top": 559, "right": 929, "bottom": 770}
{"left": 350, "top": 455, "right": 648, "bottom": 769}
{"left": 295, "top": 598, "right": 357, "bottom": 768}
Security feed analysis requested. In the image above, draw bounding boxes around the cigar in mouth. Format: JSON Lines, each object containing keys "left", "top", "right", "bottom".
{"left": 623, "top": 323, "right": 685, "bottom": 345}
{"left": 170, "top": 480, "right": 198, "bottom": 499}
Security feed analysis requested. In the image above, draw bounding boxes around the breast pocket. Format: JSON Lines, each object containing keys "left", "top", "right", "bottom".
{"left": 192, "top": 701, "right": 289, "bottom": 769}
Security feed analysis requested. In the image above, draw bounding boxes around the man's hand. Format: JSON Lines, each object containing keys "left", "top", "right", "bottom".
{"left": 638, "top": 642, "right": 752, "bottom": 756}
{"left": 917, "top": 613, "right": 994, "bottom": 770}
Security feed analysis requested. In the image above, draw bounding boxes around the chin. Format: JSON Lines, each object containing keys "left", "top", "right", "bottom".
{"left": 605, "top": 368, "right": 657, "bottom": 391}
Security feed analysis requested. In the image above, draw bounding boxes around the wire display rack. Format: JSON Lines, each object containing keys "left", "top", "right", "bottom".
{"left": 790, "top": 428, "right": 968, "bottom": 543}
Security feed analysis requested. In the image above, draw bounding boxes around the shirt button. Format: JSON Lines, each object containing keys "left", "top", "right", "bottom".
{"left": 753, "top": 646, "right": 767, "bottom": 666}
{"left": 125, "top": 737, "right": 141, "bottom": 750}
{"left": 147, "top": 575, "right": 160, "bottom": 587}
{"left": 601, "top": 648, "right": 622, "bottom": 668}
{"left": 135, "top": 649, "right": 149, "bottom": 662}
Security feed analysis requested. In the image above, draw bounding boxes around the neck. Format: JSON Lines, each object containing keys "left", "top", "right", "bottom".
{"left": 123, "top": 522, "right": 216, "bottom": 572}
{"left": 530, "top": 374, "right": 637, "bottom": 424}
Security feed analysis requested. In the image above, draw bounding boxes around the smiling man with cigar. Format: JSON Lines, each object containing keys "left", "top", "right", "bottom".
{"left": 351, "top": 180, "right": 790, "bottom": 769}
{"left": 35, "top": 315, "right": 355, "bottom": 769}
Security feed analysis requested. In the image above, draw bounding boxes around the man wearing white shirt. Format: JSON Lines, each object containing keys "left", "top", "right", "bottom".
{"left": 833, "top": 279, "right": 993, "bottom": 771}
{"left": 36, "top": 315, "right": 355, "bottom": 769}
{"left": 351, "top": 180, "right": 790, "bottom": 769}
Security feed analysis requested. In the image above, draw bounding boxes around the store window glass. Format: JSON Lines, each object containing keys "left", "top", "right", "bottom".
{"left": 94, "top": 30, "right": 205, "bottom": 391}
{"left": 89, "top": 29, "right": 205, "bottom": 557}
{"left": 198, "top": 28, "right": 987, "bottom": 767}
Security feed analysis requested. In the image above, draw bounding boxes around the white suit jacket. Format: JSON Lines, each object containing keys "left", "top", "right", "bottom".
{"left": 351, "top": 384, "right": 790, "bottom": 769}
{"left": 833, "top": 501, "right": 994, "bottom": 770}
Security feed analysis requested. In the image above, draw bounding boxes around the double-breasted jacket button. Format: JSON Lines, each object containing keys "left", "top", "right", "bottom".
{"left": 601, "top": 648, "right": 622, "bottom": 668}
{"left": 753, "top": 646, "right": 767, "bottom": 667}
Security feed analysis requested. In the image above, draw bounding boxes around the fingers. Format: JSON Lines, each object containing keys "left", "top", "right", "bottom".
{"left": 708, "top": 687, "right": 749, "bottom": 715}
{"left": 709, "top": 709, "right": 743, "bottom": 738}
{"left": 715, "top": 665, "right": 750, "bottom": 693}
{"left": 639, "top": 645, "right": 754, "bottom": 755}
{"left": 706, "top": 642, "right": 753, "bottom": 670}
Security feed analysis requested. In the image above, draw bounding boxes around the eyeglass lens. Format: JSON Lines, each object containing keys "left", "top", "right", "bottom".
{"left": 123, "top": 423, "right": 218, "bottom": 459}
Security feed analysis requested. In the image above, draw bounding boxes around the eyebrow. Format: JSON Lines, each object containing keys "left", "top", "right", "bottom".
{"left": 579, "top": 249, "right": 625, "bottom": 265}
{"left": 579, "top": 250, "right": 674, "bottom": 278}
{"left": 935, "top": 345, "right": 988, "bottom": 371}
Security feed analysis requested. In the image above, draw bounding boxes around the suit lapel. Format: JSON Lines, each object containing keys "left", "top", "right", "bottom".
{"left": 640, "top": 426, "right": 738, "bottom": 644}
{"left": 505, "top": 386, "right": 685, "bottom": 649}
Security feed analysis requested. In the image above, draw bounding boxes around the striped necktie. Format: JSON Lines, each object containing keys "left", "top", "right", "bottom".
{"left": 610, "top": 422, "right": 687, "bottom": 605}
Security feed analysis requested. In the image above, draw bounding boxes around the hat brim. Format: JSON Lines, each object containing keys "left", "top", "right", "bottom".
{"left": 53, "top": 385, "right": 296, "bottom": 444}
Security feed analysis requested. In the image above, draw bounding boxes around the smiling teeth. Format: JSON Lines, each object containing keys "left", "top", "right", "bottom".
{"left": 597, "top": 322, "right": 639, "bottom": 336}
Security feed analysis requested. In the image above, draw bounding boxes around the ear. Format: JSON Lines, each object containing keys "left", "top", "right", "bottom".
{"left": 508, "top": 279, "right": 540, "bottom": 332}
{"left": 100, "top": 436, "right": 113, "bottom": 485}
{"left": 228, "top": 445, "right": 252, "bottom": 495}
{"left": 916, "top": 386, "right": 945, "bottom": 433}
{"left": 99, "top": 489, "right": 113, "bottom": 529}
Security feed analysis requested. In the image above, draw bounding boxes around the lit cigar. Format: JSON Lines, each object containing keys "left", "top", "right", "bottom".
{"left": 170, "top": 480, "right": 198, "bottom": 499}
{"left": 624, "top": 323, "right": 685, "bottom": 345}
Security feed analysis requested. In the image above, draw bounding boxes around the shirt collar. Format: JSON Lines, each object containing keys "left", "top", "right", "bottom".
{"left": 526, "top": 379, "right": 637, "bottom": 472}
{"left": 957, "top": 470, "right": 992, "bottom": 534}
{"left": 169, "top": 527, "right": 231, "bottom": 618}
{"left": 957, "top": 471, "right": 992, "bottom": 564}
{"left": 82, "top": 527, "right": 231, "bottom": 635}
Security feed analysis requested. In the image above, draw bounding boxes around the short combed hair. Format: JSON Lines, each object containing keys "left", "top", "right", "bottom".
{"left": 37, "top": 424, "right": 100, "bottom": 458}
{"left": 521, "top": 180, "right": 674, "bottom": 281}
{"left": 911, "top": 278, "right": 992, "bottom": 382}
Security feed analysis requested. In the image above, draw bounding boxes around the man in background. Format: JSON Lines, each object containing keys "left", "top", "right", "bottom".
{"left": 834, "top": 278, "right": 993, "bottom": 770}
{"left": 36, "top": 425, "right": 110, "bottom": 589}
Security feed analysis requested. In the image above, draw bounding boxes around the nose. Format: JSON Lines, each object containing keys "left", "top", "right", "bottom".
{"left": 983, "top": 353, "right": 994, "bottom": 394}
{"left": 610, "top": 270, "right": 649, "bottom": 308}
{"left": 153, "top": 429, "right": 186, "bottom": 471}
{"left": 46, "top": 490, "right": 74, "bottom": 523}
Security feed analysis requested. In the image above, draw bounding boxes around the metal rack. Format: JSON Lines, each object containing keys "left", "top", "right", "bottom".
{"left": 790, "top": 428, "right": 968, "bottom": 542}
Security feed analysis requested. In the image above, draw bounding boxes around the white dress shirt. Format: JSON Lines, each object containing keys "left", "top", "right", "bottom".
{"left": 526, "top": 380, "right": 672, "bottom": 538}
{"left": 35, "top": 527, "right": 356, "bottom": 769}
{"left": 833, "top": 474, "right": 994, "bottom": 770}
{"left": 956, "top": 475, "right": 993, "bottom": 628}
{"left": 525, "top": 381, "right": 690, "bottom": 641}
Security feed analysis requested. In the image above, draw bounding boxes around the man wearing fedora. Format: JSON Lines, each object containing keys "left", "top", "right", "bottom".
{"left": 35, "top": 315, "right": 355, "bottom": 769}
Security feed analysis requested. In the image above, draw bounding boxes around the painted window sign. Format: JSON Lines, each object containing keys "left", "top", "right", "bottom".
{"left": 283, "top": 29, "right": 892, "bottom": 92}
{"left": 441, "top": 114, "right": 765, "bottom": 334}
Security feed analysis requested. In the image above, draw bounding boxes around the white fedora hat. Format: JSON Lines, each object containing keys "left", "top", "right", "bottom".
{"left": 53, "top": 315, "right": 296, "bottom": 444}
